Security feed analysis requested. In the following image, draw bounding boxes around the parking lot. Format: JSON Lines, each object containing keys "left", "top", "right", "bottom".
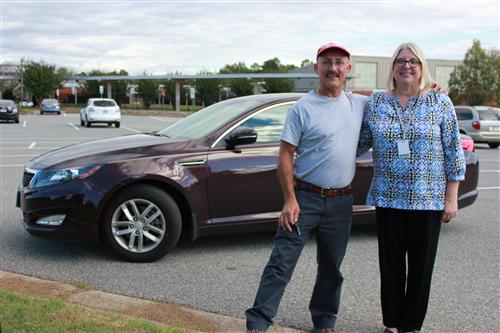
{"left": 0, "top": 113, "right": 499, "bottom": 333}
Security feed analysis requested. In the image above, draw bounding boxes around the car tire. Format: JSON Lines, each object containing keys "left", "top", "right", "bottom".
{"left": 58, "top": 111, "right": 61, "bottom": 115}
{"left": 40, "top": 111, "right": 43, "bottom": 115}
{"left": 80, "top": 117, "right": 84, "bottom": 126}
{"left": 102, "top": 185, "right": 182, "bottom": 262}
{"left": 115, "top": 122, "right": 120, "bottom": 128}
{"left": 108, "top": 123, "right": 112, "bottom": 127}
{"left": 15, "top": 117, "right": 19, "bottom": 123}
{"left": 488, "top": 143, "right": 499, "bottom": 149}
{"left": 85, "top": 119, "right": 91, "bottom": 127}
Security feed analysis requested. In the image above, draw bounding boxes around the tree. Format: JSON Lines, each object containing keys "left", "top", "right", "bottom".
{"left": 22, "top": 60, "right": 63, "bottom": 104}
{"left": 195, "top": 70, "right": 221, "bottom": 106}
{"left": 300, "top": 59, "right": 314, "bottom": 68}
{"left": 260, "top": 58, "right": 295, "bottom": 93}
{"left": 449, "top": 40, "right": 499, "bottom": 106}
{"left": 83, "top": 69, "right": 129, "bottom": 105}
{"left": 137, "top": 73, "right": 160, "bottom": 109}
{"left": 219, "top": 62, "right": 254, "bottom": 97}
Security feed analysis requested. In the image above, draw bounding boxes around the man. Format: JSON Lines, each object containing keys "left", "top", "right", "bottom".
{"left": 245, "top": 43, "right": 369, "bottom": 333}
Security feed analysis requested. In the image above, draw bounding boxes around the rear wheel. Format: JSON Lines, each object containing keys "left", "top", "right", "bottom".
{"left": 115, "top": 122, "right": 120, "bottom": 128}
{"left": 40, "top": 111, "right": 43, "bottom": 115}
{"left": 488, "top": 143, "right": 499, "bottom": 149}
{"left": 14, "top": 117, "right": 19, "bottom": 123}
{"left": 102, "top": 185, "right": 182, "bottom": 262}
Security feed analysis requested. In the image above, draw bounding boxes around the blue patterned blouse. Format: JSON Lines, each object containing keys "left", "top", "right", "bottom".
{"left": 357, "top": 91, "right": 466, "bottom": 211}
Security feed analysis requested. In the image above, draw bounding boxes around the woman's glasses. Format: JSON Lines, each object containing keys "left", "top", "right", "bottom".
{"left": 394, "top": 58, "right": 421, "bottom": 67}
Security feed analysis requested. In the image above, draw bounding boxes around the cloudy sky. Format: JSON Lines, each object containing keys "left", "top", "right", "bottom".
{"left": 1, "top": 0, "right": 499, "bottom": 75}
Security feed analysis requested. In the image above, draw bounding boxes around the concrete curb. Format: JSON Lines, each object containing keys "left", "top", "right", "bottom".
{"left": 0, "top": 271, "right": 304, "bottom": 333}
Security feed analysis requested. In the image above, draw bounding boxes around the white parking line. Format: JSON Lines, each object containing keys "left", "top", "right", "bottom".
{"left": 478, "top": 187, "right": 500, "bottom": 190}
{"left": 0, "top": 164, "right": 24, "bottom": 167}
{"left": 22, "top": 120, "right": 27, "bottom": 128}
{"left": 1, "top": 154, "right": 39, "bottom": 157}
{"left": 28, "top": 142, "right": 36, "bottom": 149}
{"left": 121, "top": 126, "right": 141, "bottom": 133}
{"left": 480, "top": 170, "right": 500, "bottom": 173}
{"left": 149, "top": 116, "right": 168, "bottom": 122}
{"left": 480, "top": 159, "right": 500, "bottom": 162}
{"left": 67, "top": 122, "right": 79, "bottom": 131}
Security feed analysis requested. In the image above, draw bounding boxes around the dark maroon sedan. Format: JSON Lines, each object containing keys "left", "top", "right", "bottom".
{"left": 17, "top": 93, "right": 479, "bottom": 262}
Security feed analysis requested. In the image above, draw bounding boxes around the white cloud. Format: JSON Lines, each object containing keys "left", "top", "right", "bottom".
{"left": 1, "top": 1, "right": 498, "bottom": 74}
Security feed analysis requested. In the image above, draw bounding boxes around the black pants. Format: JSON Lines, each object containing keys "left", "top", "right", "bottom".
{"left": 376, "top": 208, "right": 442, "bottom": 332}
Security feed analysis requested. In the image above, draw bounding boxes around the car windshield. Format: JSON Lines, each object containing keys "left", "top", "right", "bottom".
{"left": 94, "top": 100, "right": 116, "bottom": 107}
{"left": 478, "top": 107, "right": 500, "bottom": 121}
{"left": 43, "top": 99, "right": 58, "bottom": 104}
{"left": 157, "top": 98, "right": 264, "bottom": 140}
{"left": 0, "top": 100, "right": 15, "bottom": 107}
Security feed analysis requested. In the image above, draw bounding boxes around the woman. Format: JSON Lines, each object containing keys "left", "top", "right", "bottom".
{"left": 357, "top": 42, "right": 466, "bottom": 333}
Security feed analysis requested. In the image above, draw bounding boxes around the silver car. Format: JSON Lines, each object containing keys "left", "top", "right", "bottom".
{"left": 455, "top": 106, "right": 500, "bottom": 148}
{"left": 40, "top": 99, "right": 61, "bottom": 115}
{"left": 80, "top": 98, "right": 121, "bottom": 128}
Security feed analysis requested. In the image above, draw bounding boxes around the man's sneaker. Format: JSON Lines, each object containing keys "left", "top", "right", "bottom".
{"left": 246, "top": 330, "right": 266, "bottom": 333}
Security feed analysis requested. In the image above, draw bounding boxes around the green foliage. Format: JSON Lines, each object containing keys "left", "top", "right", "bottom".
{"left": 137, "top": 73, "right": 161, "bottom": 108}
{"left": 260, "top": 57, "right": 295, "bottom": 93}
{"left": 195, "top": 70, "right": 222, "bottom": 106}
{"left": 0, "top": 80, "right": 17, "bottom": 100}
{"left": 219, "top": 62, "right": 254, "bottom": 96}
{"left": 449, "top": 40, "right": 499, "bottom": 106}
{"left": 22, "top": 60, "right": 63, "bottom": 104}
{"left": 300, "top": 59, "right": 314, "bottom": 68}
{"left": 82, "top": 69, "right": 129, "bottom": 104}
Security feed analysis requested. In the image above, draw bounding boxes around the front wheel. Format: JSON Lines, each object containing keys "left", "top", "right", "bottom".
{"left": 115, "top": 122, "right": 120, "bottom": 128}
{"left": 102, "top": 185, "right": 182, "bottom": 262}
{"left": 488, "top": 143, "right": 499, "bottom": 149}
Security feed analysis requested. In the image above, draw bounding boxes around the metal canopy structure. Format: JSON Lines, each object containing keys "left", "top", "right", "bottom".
{"left": 1, "top": 72, "right": 321, "bottom": 111}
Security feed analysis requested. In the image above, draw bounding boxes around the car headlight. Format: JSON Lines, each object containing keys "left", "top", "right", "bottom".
{"left": 29, "top": 165, "right": 101, "bottom": 188}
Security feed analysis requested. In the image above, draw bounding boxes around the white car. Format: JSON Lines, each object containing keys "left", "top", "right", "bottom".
{"left": 80, "top": 98, "right": 121, "bottom": 128}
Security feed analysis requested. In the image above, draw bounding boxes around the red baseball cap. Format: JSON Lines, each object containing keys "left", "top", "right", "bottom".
{"left": 316, "top": 43, "right": 350, "bottom": 59}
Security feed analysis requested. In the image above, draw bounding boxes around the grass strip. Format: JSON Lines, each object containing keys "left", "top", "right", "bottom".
{"left": 0, "top": 289, "right": 190, "bottom": 333}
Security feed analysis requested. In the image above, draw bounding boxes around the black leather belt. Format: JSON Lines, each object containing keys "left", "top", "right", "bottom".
{"left": 294, "top": 178, "right": 352, "bottom": 198}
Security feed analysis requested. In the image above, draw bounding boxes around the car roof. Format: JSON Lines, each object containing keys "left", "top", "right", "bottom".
{"left": 0, "top": 99, "right": 15, "bottom": 103}
{"left": 89, "top": 98, "right": 116, "bottom": 101}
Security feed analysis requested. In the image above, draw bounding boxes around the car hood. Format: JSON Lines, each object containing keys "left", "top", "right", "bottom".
{"left": 27, "top": 134, "right": 189, "bottom": 169}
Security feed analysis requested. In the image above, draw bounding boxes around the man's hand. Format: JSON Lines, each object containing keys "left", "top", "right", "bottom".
{"left": 279, "top": 199, "right": 300, "bottom": 232}
{"left": 431, "top": 81, "right": 448, "bottom": 95}
{"left": 441, "top": 197, "right": 458, "bottom": 223}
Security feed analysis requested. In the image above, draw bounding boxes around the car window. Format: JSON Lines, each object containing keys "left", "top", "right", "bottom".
{"left": 158, "top": 98, "right": 264, "bottom": 140}
{"left": 455, "top": 108, "right": 473, "bottom": 120}
{"left": 213, "top": 103, "right": 293, "bottom": 148}
{"left": 235, "top": 104, "right": 291, "bottom": 143}
{"left": 93, "top": 100, "right": 116, "bottom": 107}
{"left": 0, "top": 100, "right": 15, "bottom": 107}
{"left": 477, "top": 108, "right": 500, "bottom": 121}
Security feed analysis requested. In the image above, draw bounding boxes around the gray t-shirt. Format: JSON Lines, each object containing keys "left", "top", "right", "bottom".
{"left": 281, "top": 90, "right": 369, "bottom": 188}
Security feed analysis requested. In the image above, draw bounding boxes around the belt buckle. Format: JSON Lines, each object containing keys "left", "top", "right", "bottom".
{"left": 320, "top": 188, "right": 328, "bottom": 197}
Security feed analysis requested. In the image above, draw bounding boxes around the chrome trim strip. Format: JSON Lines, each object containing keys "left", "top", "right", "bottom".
{"left": 177, "top": 159, "right": 207, "bottom": 166}
{"left": 210, "top": 101, "right": 296, "bottom": 148}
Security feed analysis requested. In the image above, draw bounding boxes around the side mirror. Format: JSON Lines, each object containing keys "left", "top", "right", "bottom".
{"left": 226, "top": 127, "right": 257, "bottom": 148}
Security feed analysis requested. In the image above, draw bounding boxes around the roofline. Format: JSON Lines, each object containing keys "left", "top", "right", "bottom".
{"left": 66, "top": 73, "right": 319, "bottom": 81}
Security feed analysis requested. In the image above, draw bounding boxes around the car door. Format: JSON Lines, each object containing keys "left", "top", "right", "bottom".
{"left": 206, "top": 102, "right": 293, "bottom": 226}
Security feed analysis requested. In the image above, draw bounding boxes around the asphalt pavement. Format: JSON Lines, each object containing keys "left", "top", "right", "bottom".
{"left": 0, "top": 113, "right": 499, "bottom": 333}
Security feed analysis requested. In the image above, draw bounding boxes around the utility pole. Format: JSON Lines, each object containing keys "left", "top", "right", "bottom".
{"left": 20, "top": 58, "right": 24, "bottom": 107}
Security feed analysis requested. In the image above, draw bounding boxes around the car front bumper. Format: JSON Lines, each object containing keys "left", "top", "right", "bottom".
{"left": 17, "top": 181, "right": 101, "bottom": 244}
{"left": 0, "top": 112, "right": 18, "bottom": 120}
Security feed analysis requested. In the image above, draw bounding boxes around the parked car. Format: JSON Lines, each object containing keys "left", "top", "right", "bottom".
{"left": 40, "top": 99, "right": 61, "bottom": 115}
{"left": 80, "top": 98, "right": 121, "bottom": 128}
{"left": 17, "top": 93, "right": 480, "bottom": 262}
{"left": 0, "top": 99, "right": 19, "bottom": 123}
{"left": 20, "top": 100, "right": 34, "bottom": 107}
{"left": 455, "top": 105, "right": 500, "bottom": 148}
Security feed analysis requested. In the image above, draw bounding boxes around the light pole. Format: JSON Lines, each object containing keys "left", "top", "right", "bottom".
{"left": 20, "top": 58, "right": 24, "bottom": 107}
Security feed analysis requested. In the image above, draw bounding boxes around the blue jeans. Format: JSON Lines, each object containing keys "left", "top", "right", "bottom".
{"left": 245, "top": 189, "right": 353, "bottom": 331}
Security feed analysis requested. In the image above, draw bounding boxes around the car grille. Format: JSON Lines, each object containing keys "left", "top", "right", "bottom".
{"left": 23, "top": 171, "right": 35, "bottom": 187}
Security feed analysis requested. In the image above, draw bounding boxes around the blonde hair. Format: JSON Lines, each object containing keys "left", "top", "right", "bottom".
{"left": 387, "top": 42, "right": 433, "bottom": 91}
